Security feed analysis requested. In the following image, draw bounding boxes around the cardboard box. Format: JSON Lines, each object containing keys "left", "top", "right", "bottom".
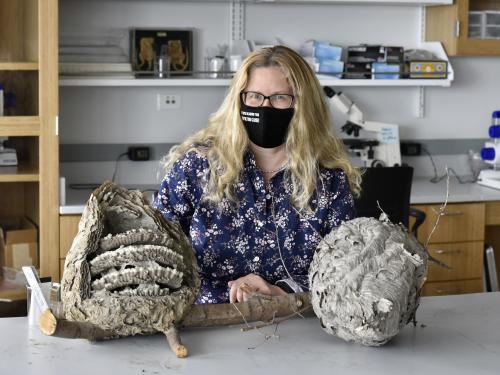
{"left": 0, "top": 217, "right": 38, "bottom": 274}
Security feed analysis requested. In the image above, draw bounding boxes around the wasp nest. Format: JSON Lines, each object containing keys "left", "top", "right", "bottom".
{"left": 309, "top": 215, "right": 428, "bottom": 346}
{"left": 61, "top": 182, "right": 200, "bottom": 337}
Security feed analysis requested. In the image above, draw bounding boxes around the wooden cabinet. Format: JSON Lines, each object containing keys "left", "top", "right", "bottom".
{"left": 422, "top": 278, "right": 483, "bottom": 296}
{"left": 0, "top": 0, "right": 59, "bottom": 287}
{"left": 426, "top": 0, "right": 500, "bottom": 56}
{"left": 412, "top": 202, "right": 485, "bottom": 296}
{"left": 59, "top": 215, "right": 80, "bottom": 259}
{"left": 59, "top": 214, "right": 80, "bottom": 279}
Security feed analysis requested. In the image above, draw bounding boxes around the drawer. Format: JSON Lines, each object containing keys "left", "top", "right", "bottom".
{"left": 422, "top": 279, "right": 483, "bottom": 296}
{"left": 427, "top": 241, "right": 484, "bottom": 281}
{"left": 413, "top": 203, "right": 485, "bottom": 243}
{"left": 59, "top": 215, "right": 81, "bottom": 258}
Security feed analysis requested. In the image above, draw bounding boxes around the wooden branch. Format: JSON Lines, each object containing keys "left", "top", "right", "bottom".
{"left": 39, "top": 309, "right": 58, "bottom": 336}
{"left": 165, "top": 327, "right": 188, "bottom": 358}
{"left": 47, "top": 292, "right": 311, "bottom": 336}
{"left": 180, "top": 292, "right": 311, "bottom": 328}
{"left": 43, "top": 293, "right": 312, "bottom": 358}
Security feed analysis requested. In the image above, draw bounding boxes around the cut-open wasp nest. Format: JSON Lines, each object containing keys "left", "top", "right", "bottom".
{"left": 61, "top": 182, "right": 200, "bottom": 337}
{"left": 309, "top": 215, "right": 428, "bottom": 346}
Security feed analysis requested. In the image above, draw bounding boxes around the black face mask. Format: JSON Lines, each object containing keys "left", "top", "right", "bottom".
{"left": 240, "top": 101, "right": 295, "bottom": 148}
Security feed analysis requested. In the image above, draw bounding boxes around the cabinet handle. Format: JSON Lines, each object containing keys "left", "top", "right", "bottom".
{"left": 439, "top": 210, "right": 464, "bottom": 217}
{"left": 436, "top": 289, "right": 462, "bottom": 295}
{"left": 435, "top": 249, "right": 461, "bottom": 255}
{"left": 431, "top": 208, "right": 464, "bottom": 216}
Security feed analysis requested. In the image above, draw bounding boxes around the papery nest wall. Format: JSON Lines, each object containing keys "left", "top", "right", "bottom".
{"left": 309, "top": 215, "right": 428, "bottom": 346}
{"left": 61, "top": 182, "right": 200, "bottom": 337}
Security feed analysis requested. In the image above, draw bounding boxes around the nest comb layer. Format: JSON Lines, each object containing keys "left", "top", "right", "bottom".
{"left": 61, "top": 182, "right": 200, "bottom": 337}
{"left": 309, "top": 216, "right": 428, "bottom": 346}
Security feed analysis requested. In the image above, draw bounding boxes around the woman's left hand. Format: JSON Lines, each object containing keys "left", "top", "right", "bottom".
{"left": 228, "top": 273, "right": 287, "bottom": 303}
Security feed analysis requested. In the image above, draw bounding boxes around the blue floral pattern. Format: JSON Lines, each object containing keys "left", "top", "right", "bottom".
{"left": 153, "top": 150, "right": 355, "bottom": 304}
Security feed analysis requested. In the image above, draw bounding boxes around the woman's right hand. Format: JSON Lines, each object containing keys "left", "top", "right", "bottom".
{"left": 227, "top": 273, "right": 287, "bottom": 303}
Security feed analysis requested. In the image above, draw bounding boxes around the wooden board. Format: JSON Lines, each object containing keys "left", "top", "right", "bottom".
{"left": 38, "top": 0, "right": 59, "bottom": 282}
{"left": 0, "top": 117, "right": 40, "bottom": 136}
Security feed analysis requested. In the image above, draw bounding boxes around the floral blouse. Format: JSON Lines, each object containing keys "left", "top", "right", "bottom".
{"left": 153, "top": 149, "right": 355, "bottom": 304}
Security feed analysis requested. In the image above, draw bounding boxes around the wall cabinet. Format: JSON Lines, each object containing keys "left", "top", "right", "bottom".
{"left": 412, "top": 202, "right": 485, "bottom": 296}
{"left": 0, "top": 0, "right": 59, "bottom": 288}
{"left": 426, "top": 0, "right": 500, "bottom": 56}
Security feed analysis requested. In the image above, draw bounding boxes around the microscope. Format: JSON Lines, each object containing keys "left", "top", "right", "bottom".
{"left": 0, "top": 136, "right": 18, "bottom": 166}
{"left": 477, "top": 110, "right": 500, "bottom": 190}
{"left": 324, "top": 86, "right": 401, "bottom": 167}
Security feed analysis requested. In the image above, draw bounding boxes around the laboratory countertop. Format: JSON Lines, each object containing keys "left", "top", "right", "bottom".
{"left": 411, "top": 177, "right": 500, "bottom": 204}
{"left": 0, "top": 292, "right": 499, "bottom": 374}
{"left": 60, "top": 184, "right": 157, "bottom": 214}
{"left": 60, "top": 178, "right": 500, "bottom": 214}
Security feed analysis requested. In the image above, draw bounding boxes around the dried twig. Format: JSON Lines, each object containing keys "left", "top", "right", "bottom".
{"left": 240, "top": 304, "right": 312, "bottom": 332}
{"left": 426, "top": 167, "right": 450, "bottom": 248}
{"left": 424, "top": 168, "right": 452, "bottom": 270}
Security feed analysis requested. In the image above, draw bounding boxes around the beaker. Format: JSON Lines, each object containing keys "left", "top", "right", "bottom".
{"left": 154, "top": 45, "right": 170, "bottom": 79}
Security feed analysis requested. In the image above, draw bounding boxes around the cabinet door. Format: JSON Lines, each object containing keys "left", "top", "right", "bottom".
{"left": 414, "top": 203, "right": 485, "bottom": 244}
{"left": 427, "top": 0, "right": 500, "bottom": 56}
{"left": 422, "top": 278, "right": 483, "bottom": 296}
{"left": 427, "top": 241, "right": 484, "bottom": 281}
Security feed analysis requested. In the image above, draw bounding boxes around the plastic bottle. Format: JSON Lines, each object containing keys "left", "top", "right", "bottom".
{"left": 488, "top": 110, "right": 500, "bottom": 138}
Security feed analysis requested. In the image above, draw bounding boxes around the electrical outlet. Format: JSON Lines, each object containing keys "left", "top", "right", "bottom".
{"left": 128, "top": 146, "right": 150, "bottom": 161}
{"left": 157, "top": 94, "right": 181, "bottom": 110}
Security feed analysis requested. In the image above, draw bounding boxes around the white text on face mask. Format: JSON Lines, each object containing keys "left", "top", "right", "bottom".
{"left": 241, "top": 111, "right": 260, "bottom": 123}
{"left": 242, "top": 116, "right": 259, "bottom": 123}
{"left": 241, "top": 111, "right": 259, "bottom": 117}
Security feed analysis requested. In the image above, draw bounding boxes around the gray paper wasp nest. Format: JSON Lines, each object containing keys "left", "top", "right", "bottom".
{"left": 61, "top": 182, "right": 200, "bottom": 337}
{"left": 309, "top": 215, "right": 428, "bottom": 346}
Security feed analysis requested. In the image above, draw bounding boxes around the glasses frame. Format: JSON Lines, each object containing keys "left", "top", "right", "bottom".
{"left": 240, "top": 91, "right": 295, "bottom": 109}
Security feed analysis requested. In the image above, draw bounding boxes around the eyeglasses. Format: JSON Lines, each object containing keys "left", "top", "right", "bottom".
{"left": 241, "top": 91, "right": 295, "bottom": 109}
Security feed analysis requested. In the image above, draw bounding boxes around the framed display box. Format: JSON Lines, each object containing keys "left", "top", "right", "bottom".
{"left": 131, "top": 28, "right": 193, "bottom": 76}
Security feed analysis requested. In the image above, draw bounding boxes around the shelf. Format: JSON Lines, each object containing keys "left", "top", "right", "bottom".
{"left": 87, "top": 0, "right": 453, "bottom": 5}
{"left": 0, "top": 117, "right": 40, "bottom": 136}
{"left": 0, "top": 63, "right": 39, "bottom": 71}
{"left": 250, "top": 0, "right": 453, "bottom": 4}
{"left": 59, "top": 76, "right": 452, "bottom": 87}
{"left": 318, "top": 77, "right": 452, "bottom": 87}
{"left": 0, "top": 164, "right": 39, "bottom": 182}
{"left": 59, "top": 43, "right": 453, "bottom": 88}
{"left": 59, "top": 77, "right": 232, "bottom": 87}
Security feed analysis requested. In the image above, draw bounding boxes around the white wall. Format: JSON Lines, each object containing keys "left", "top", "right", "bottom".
{"left": 59, "top": 0, "right": 500, "bottom": 184}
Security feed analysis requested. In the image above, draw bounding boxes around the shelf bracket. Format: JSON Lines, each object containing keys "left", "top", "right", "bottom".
{"left": 416, "top": 5, "right": 426, "bottom": 119}
{"left": 229, "top": 1, "right": 245, "bottom": 43}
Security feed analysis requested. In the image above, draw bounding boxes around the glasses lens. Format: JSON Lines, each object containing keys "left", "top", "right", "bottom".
{"left": 270, "top": 94, "right": 293, "bottom": 109}
{"left": 244, "top": 92, "right": 264, "bottom": 107}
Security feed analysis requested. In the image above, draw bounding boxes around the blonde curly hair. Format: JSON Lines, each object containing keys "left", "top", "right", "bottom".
{"left": 162, "top": 45, "right": 361, "bottom": 212}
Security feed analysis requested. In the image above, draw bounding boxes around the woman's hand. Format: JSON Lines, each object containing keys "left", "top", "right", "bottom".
{"left": 228, "top": 273, "right": 287, "bottom": 303}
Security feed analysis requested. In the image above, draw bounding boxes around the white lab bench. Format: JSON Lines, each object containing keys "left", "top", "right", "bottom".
{"left": 0, "top": 292, "right": 499, "bottom": 374}
{"left": 411, "top": 177, "right": 500, "bottom": 204}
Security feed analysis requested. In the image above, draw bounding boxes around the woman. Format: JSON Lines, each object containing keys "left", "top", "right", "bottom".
{"left": 154, "top": 45, "right": 361, "bottom": 304}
